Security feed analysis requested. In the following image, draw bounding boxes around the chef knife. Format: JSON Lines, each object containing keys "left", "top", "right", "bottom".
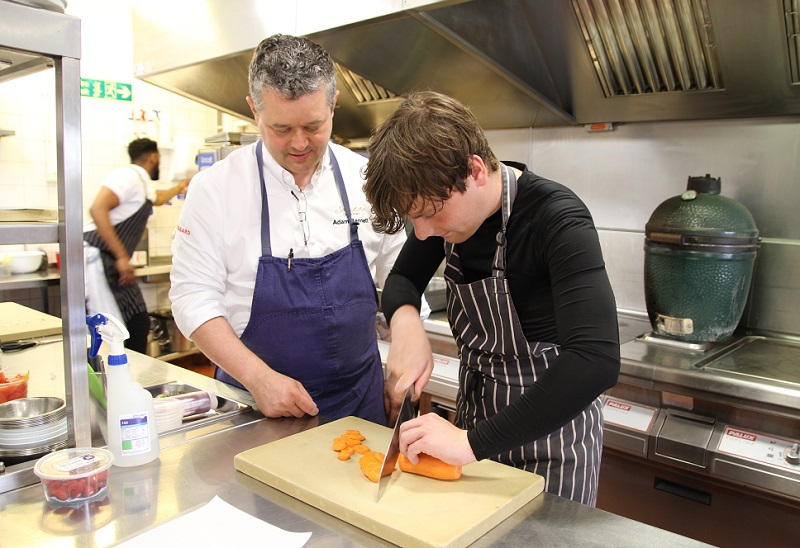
{"left": 376, "top": 386, "right": 415, "bottom": 502}
{"left": 0, "top": 336, "right": 62, "bottom": 352}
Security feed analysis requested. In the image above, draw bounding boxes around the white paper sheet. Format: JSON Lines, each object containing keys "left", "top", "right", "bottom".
{"left": 117, "top": 496, "right": 311, "bottom": 547}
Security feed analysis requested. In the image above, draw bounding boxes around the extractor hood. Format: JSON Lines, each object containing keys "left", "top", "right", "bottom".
{"left": 133, "top": 0, "right": 800, "bottom": 141}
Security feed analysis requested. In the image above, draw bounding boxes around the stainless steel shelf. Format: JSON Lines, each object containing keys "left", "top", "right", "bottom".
{"left": 0, "top": 1, "right": 88, "bottom": 494}
{"left": 0, "top": 222, "right": 58, "bottom": 244}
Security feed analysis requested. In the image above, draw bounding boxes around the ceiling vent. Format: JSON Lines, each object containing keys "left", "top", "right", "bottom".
{"left": 571, "top": 0, "right": 722, "bottom": 96}
{"left": 336, "top": 64, "right": 397, "bottom": 104}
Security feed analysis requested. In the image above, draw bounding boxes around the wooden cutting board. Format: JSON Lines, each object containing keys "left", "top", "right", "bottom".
{"left": 235, "top": 416, "right": 544, "bottom": 548}
{"left": 0, "top": 302, "right": 62, "bottom": 343}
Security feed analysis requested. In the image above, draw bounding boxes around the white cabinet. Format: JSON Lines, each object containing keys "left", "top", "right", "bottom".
{"left": 0, "top": 2, "right": 90, "bottom": 492}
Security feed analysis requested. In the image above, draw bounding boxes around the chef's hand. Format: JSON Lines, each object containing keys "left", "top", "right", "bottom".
{"left": 399, "top": 413, "right": 476, "bottom": 467}
{"left": 190, "top": 317, "right": 319, "bottom": 419}
{"left": 250, "top": 367, "right": 319, "bottom": 419}
{"left": 384, "top": 305, "right": 434, "bottom": 424}
{"left": 115, "top": 255, "right": 136, "bottom": 284}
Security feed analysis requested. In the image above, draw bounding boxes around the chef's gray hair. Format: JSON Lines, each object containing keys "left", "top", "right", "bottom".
{"left": 248, "top": 34, "right": 337, "bottom": 112}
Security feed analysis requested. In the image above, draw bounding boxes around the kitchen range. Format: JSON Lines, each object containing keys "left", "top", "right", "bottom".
{"left": 600, "top": 316, "right": 800, "bottom": 546}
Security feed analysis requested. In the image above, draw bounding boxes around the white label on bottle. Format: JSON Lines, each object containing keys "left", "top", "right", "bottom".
{"left": 118, "top": 413, "right": 152, "bottom": 455}
{"left": 603, "top": 398, "right": 657, "bottom": 432}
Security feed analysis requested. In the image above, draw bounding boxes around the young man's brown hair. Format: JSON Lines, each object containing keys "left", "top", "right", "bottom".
{"left": 364, "top": 91, "right": 498, "bottom": 234}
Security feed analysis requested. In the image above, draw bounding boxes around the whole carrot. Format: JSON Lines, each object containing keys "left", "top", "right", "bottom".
{"left": 398, "top": 453, "right": 462, "bottom": 481}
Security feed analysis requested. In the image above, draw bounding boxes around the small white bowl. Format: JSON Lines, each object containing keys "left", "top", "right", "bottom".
{"left": 7, "top": 251, "right": 45, "bottom": 274}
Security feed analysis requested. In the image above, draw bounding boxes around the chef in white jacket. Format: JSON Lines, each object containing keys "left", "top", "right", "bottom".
{"left": 170, "top": 34, "right": 426, "bottom": 424}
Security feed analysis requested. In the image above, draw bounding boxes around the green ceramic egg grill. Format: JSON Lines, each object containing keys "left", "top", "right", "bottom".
{"left": 644, "top": 175, "right": 760, "bottom": 343}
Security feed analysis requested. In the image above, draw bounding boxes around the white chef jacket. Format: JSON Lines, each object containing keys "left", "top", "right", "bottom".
{"left": 83, "top": 165, "right": 156, "bottom": 232}
{"left": 170, "top": 141, "right": 412, "bottom": 339}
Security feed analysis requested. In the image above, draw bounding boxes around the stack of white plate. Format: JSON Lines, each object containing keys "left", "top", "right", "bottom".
{"left": 0, "top": 397, "right": 68, "bottom": 461}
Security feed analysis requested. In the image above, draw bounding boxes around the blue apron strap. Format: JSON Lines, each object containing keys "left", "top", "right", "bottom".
{"left": 328, "top": 145, "right": 358, "bottom": 242}
{"left": 255, "top": 140, "right": 273, "bottom": 256}
{"left": 256, "top": 141, "right": 357, "bottom": 254}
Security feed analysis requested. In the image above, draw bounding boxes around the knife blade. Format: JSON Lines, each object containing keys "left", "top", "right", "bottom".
{"left": 376, "top": 386, "right": 415, "bottom": 502}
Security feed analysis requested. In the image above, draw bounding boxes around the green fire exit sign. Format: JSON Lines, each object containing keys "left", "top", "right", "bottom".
{"left": 80, "top": 78, "right": 133, "bottom": 101}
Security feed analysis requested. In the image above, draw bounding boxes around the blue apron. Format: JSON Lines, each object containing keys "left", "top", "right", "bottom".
{"left": 215, "top": 141, "right": 386, "bottom": 425}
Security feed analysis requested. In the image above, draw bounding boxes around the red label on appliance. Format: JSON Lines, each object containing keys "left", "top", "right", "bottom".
{"left": 602, "top": 398, "right": 656, "bottom": 432}
{"left": 607, "top": 400, "right": 631, "bottom": 411}
{"left": 725, "top": 428, "right": 757, "bottom": 442}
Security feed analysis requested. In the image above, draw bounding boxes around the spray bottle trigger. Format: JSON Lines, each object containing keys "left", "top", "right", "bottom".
{"left": 86, "top": 314, "right": 107, "bottom": 359}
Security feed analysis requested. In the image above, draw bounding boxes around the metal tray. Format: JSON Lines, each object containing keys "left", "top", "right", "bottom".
{"left": 145, "top": 381, "right": 251, "bottom": 432}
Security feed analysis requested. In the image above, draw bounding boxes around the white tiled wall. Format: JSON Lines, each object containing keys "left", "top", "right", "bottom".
{"left": 0, "top": 0, "right": 249, "bottom": 314}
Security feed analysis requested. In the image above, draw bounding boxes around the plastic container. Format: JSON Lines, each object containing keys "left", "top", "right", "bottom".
{"left": 152, "top": 398, "right": 184, "bottom": 433}
{"left": 87, "top": 314, "right": 160, "bottom": 467}
{"left": 156, "top": 391, "right": 218, "bottom": 417}
{"left": 34, "top": 447, "right": 113, "bottom": 505}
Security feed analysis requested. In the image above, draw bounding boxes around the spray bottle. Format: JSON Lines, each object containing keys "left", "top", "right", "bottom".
{"left": 87, "top": 313, "right": 160, "bottom": 467}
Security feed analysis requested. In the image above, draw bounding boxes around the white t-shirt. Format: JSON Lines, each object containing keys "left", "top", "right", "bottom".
{"left": 169, "top": 142, "right": 409, "bottom": 338}
{"left": 83, "top": 165, "right": 156, "bottom": 231}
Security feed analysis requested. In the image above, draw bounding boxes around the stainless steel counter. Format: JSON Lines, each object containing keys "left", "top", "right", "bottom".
{"left": 619, "top": 331, "right": 800, "bottom": 414}
{"left": 0, "top": 344, "right": 706, "bottom": 546}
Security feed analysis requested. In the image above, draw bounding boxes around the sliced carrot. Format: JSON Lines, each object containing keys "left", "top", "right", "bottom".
{"left": 345, "top": 430, "right": 365, "bottom": 440}
{"left": 334, "top": 430, "right": 376, "bottom": 473}
{"left": 398, "top": 453, "right": 462, "bottom": 481}
{"left": 358, "top": 451, "right": 390, "bottom": 483}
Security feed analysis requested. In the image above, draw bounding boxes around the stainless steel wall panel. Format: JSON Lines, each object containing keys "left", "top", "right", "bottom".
{"left": 489, "top": 116, "right": 800, "bottom": 337}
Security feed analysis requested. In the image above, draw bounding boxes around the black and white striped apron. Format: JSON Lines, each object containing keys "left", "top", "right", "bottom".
{"left": 446, "top": 164, "right": 603, "bottom": 506}
{"left": 83, "top": 168, "right": 152, "bottom": 323}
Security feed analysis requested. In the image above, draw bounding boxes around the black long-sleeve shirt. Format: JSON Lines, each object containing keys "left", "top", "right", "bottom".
{"left": 381, "top": 163, "right": 620, "bottom": 460}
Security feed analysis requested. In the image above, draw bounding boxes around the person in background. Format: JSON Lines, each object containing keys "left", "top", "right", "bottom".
{"left": 83, "top": 138, "right": 189, "bottom": 354}
{"left": 169, "top": 34, "right": 422, "bottom": 425}
{"left": 364, "top": 91, "right": 620, "bottom": 505}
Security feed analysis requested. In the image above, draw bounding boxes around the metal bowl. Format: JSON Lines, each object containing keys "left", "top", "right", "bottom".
{"left": 0, "top": 397, "right": 66, "bottom": 429}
